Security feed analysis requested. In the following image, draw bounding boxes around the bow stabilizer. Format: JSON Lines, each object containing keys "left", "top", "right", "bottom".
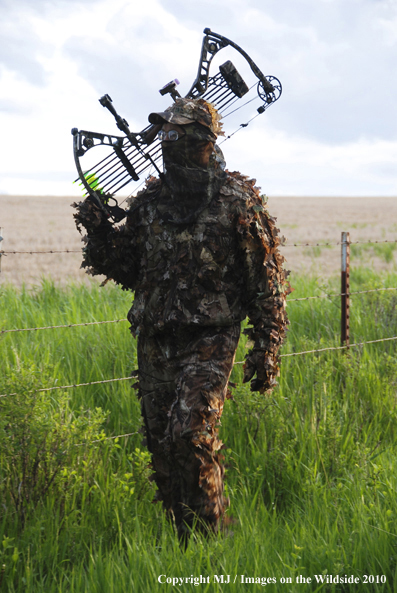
{"left": 72, "top": 28, "right": 282, "bottom": 220}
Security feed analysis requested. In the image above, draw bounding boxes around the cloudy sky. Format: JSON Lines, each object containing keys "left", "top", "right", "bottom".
{"left": 1, "top": 0, "right": 396, "bottom": 197}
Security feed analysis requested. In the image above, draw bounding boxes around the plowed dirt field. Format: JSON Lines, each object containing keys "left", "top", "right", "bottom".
{"left": 1, "top": 195, "right": 396, "bottom": 287}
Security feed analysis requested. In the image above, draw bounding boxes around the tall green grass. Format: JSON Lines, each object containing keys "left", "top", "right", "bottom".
{"left": 1, "top": 268, "right": 397, "bottom": 592}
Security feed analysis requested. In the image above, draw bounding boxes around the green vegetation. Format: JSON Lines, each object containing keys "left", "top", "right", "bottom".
{"left": 302, "top": 243, "right": 333, "bottom": 258}
{"left": 301, "top": 240, "right": 397, "bottom": 263}
{"left": 351, "top": 242, "right": 397, "bottom": 264}
{"left": 1, "top": 269, "right": 397, "bottom": 591}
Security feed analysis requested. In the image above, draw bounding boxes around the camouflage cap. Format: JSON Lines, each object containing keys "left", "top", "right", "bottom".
{"left": 148, "top": 98, "right": 224, "bottom": 137}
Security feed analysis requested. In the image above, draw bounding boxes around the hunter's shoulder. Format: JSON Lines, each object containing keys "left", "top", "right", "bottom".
{"left": 220, "top": 170, "right": 268, "bottom": 213}
{"left": 126, "top": 176, "right": 163, "bottom": 216}
{"left": 139, "top": 175, "right": 163, "bottom": 196}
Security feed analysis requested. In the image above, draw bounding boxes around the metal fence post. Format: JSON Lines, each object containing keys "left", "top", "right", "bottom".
{"left": 0, "top": 227, "right": 3, "bottom": 274}
{"left": 341, "top": 231, "right": 350, "bottom": 348}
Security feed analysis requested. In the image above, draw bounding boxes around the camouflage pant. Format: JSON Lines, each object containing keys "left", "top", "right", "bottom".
{"left": 137, "top": 324, "right": 240, "bottom": 539}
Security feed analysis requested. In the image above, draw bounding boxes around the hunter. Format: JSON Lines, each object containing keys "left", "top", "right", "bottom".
{"left": 73, "top": 97, "right": 289, "bottom": 542}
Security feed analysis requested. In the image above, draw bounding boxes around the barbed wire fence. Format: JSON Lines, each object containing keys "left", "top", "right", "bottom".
{"left": 1, "top": 232, "right": 397, "bottom": 442}
{"left": 2, "top": 286, "right": 397, "bottom": 336}
{"left": 2, "top": 334, "right": 397, "bottom": 401}
{"left": 1, "top": 237, "right": 397, "bottom": 255}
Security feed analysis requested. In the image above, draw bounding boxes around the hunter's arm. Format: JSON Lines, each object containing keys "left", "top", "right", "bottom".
{"left": 73, "top": 197, "right": 139, "bottom": 290}
{"left": 234, "top": 178, "right": 290, "bottom": 393}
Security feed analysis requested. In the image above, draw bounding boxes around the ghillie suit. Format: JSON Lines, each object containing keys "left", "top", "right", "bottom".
{"left": 73, "top": 98, "right": 290, "bottom": 542}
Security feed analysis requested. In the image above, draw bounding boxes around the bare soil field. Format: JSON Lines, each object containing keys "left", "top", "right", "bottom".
{"left": 1, "top": 195, "right": 396, "bottom": 287}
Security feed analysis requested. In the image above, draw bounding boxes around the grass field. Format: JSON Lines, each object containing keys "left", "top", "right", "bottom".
{"left": 1, "top": 267, "right": 397, "bottom": 592}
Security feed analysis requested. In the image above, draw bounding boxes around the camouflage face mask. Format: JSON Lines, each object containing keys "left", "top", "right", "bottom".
{"left": 161, "top": 123, "right": 216, "bottom": 170}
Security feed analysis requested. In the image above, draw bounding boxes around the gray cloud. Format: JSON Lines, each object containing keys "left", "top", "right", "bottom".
{"left": 155, "top": 0, "right": 397, "bottom": 143}
{"left": 0, "top": 0, "right": 99, "bottom": 87}
{"left": 63, "top": 35, "right": 156, "bottom": 129}
{"left": 151, "top": 0, "right": 238, "bottom": 31}
{"left": 0, "top": 0, "right": 98, "bottom": 9}
{"left": 0, "top": 15, "right": 48, "bottom": 86}
{"left": 3, "top": 170, "right": 76, "bottom": 181}
{"left": 62, "top": 12, "right": 200, "bottom": 130}
{"left": 265, "top": 1, "right": 397, "bottom": 142}
{"left": 2, "top": 0, "right": 397, "bottom": 196}
{"left": 0, "top": 98, "right": 33, "bottom": 115}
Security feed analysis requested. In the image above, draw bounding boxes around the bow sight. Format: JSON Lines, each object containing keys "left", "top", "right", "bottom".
{"left": 72, "top": 28, "right": 282, "bottom": 222}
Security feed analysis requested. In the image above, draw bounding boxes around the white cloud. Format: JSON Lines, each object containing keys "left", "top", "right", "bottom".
{"left": 223, "top": 122, "right": 397, "bottom": 196}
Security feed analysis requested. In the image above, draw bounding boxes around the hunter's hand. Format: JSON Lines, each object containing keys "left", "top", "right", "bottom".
{"left": 73, "top": 196, "right": 112, "bottom": 236}
{"left": 243, "top": 349, "right": 278, "bottom": 394}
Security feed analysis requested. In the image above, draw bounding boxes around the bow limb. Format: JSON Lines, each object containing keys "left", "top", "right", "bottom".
{"left": 72, "top": 128, "right": 108, "bottom": 215}
{"left": 187, "top": 28, "right": 281, "bottom": 100}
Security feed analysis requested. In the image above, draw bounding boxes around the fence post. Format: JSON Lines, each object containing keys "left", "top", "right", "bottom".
{"left": 0, "top": 227, "right": 2, "bottom": 273}
{"left": 341, "top": 231, "right": 350, "bottom": 348}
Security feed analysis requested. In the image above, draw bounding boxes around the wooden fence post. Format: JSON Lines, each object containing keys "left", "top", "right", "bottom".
{"left": 341, "top": 231, "right": 350, "bottom": 348}
{"left": 0, "top": 227, "right": 2, "bottom": 274}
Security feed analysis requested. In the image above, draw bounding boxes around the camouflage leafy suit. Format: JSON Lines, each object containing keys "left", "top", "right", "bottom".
{"left": 73, "top": 98, "right": 289, "bottom": 541}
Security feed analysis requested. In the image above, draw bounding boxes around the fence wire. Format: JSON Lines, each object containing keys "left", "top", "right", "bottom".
{"left": 1, "top": 319, "right": 127, "bottom": 334}
{"left": 0, "top": 376, "right": 132, "bottom": 398}
{"left": 232, "top": 335, "right": 397, "bottom": 361}
{"left": 288, "top": 286, "right": 397, "bottom": 302}
{"left": 280, "top": 335, "right": 397, "bottom": 357}
{"left": 285, "top": 239, "right": 397, "bottom": 247}
{"left": 1, "top": 238, "right": 396, "bottom": 256}
{"left": 2, "top": 286, "right": 396, "bottom": 335}
{"left": 1, "top": 334, "right": 397, "bottom": 399}
{"left": 74, "top": 431, "right": 139, "bottom": 446}
{"left": 1, "top": 249, "right": 81, "bottom": 254}
{"left": 2, "top": 233, "right": 396, "bottom": 443}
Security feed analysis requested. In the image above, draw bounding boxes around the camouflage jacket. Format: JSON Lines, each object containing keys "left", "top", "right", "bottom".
{"left": 74, "top": 170, "right": 290, "bottom": 391}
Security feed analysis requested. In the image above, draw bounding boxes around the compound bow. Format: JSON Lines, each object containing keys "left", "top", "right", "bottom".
{"left": 72, "top": 28, "right": 282, "bottom": 222}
